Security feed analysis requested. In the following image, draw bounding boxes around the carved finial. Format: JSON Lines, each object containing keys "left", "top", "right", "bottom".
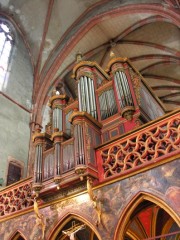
{"left": 110, "top": 50, "right": 116, "bottom": 58}
{"left": 51, "top": 82, "right": 65, "bottom": 96}
{"left": 76, "top": 52, "right": 82, "bottom": 62}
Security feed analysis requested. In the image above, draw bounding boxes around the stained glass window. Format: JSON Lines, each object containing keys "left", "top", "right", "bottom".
{"left": 0, "top": 20, "right": 14, "bottom": 90}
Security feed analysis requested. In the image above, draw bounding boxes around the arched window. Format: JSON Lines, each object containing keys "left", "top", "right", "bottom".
{"left": 0, "top": 20, "right": 14, "bottom": 91}
{"left": 6, "top": 158, "right": 24, "bottom": 186}
{"left": 115, "top": 193, "right": 180, "bottom": 240}
{"left": 51, "top": 217, "right": 100, "bottom": 240}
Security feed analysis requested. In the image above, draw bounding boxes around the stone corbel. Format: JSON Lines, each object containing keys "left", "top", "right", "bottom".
{"left": 87, "top": 177, "right": 102, "bottom": 226}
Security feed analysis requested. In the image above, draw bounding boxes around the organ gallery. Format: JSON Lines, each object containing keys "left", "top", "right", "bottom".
{"left": 0, "top": 1, "right": 179, "bottom": 239}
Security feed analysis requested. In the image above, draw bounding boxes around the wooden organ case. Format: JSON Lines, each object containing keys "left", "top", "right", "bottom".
{"left": 32, "top": 54, "right": 165, "bottom": 196}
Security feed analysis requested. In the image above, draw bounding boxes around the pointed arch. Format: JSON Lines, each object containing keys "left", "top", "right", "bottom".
{"left": 114, "top": 191, "right": 180, "bottom": 240}
{"left": 9, "top": 230, "right": 27, "bottom": 240}
{"left": 47, "top": 212, "right": 102, "bottom": 240}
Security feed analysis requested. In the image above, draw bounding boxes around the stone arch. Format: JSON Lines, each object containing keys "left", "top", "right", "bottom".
{"left": 114, "top": 191, "right": 180, "bottom": 240}
{"left": 47, "top": 212, "right": 102, "bottom": 240}
{"left": 9, "top": 230, "right": 27, "bottom": 240}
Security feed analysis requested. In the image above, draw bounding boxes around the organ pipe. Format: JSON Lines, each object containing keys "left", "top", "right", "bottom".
{"left": 84, "top": 76, "right": 90, "bottom": 113}
{"left": 34, "top": 144, "right": 43, "bottom": 184}
{"left": 55, "top": 143, "right": 61, "bottom": 176}
{"left": 88, "top": 77, "right": 94, "bottom": 117}
{"left": 99, "top": 88, "right": 117, "bottom": 120}
{"left": 78, "top": 76, "right": 97, "bottom": 119}
{"left": 75, "top": 124, "right": 85, "bottom": 165}
{"left": 78, "top": 83, "right": 82, "bottom": 112}
{"left": 53, "top": 108, "right": 62, "bottom": 131}
{"left": 114, "top": 71, "right": 134, "bottom": 109}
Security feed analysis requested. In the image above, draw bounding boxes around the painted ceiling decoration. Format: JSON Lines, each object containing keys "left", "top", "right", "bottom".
{"left": 0, "top": 0, "right": 179, "bottom": 124}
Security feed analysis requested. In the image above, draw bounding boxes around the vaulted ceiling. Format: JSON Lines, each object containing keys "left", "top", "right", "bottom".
{"left": 0, "top": 0, "right": 179, "bottom": 120}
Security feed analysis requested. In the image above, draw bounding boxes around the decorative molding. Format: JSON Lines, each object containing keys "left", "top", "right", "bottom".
{"left": 72, "top": 60, "right": 110, "bottom": 80}
{"left": 42, "top": 181, "right": 87, "bottom": 203}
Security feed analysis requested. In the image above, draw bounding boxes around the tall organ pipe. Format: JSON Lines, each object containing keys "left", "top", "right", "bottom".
{"left": 55, "top": 143, "right": 61, "bottom": 176}
{"left": 78, "top": 76, "right": 97, "bottom": 119}
{"left": 88, "top": 77, "right": 94, "bottom": 117}
{"left": 119, "top": 71, "right": 128, "bottom": 105}
{"left": 34, "top": 144, "right": 43, "bottom": 183}
{"left": 91, "top": 78, "right": 97, "bottom": 119}
{"left": 53, "top": 108, "right": 62, "bottom": 131}
{"left": 117, "top": 71, "right": 126, "bottom": 106}
{"left": 74, "top": 124, "right": 85, "bottom": 166}
{"left": 84, "top": 76, "right": 90, "bottom": 113}
{"left": 121, "top": 71, "right": 132, "bottom": 105}
{"left": 114, "top": 71, "right": 134, "bottom": 109}
{"left": 115, "top": 72, "right": 123, "bottom": 108}
{"left": 78, "top": 83, "right": 82, "bottom": 112}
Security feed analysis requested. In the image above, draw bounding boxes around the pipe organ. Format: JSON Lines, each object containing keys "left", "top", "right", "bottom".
{"left": 32, "top": 54, "right": 165, "bottom": 196}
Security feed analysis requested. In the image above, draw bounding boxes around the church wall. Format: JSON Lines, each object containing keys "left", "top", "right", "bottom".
{"left": 0, "top": 17, "right": 33, "bottom": 187}
{"left": 0, "top": 159, "right": 179, "bottom": 240}
{"left": 0, "top": 95, "right": 31, "bottom": 187}
{"left": 1, "top": 26, "right": 33, "bottom": 109}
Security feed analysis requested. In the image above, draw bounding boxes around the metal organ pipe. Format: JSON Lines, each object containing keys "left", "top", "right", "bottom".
{"left": 34, "top": 144, "right": 43, "bottom": 183}
{"left": 122, "top": 71, "right": 133, "bottom": 106}
{"left": 88, "top": 77, "right": 94, "bottom": 118}
{"left": 119, "top": 71, "right": 127, "bottom": 105}
{"left": 78, "top": 76, "right": 97, "bottom": 119}
{"left": 77, "top": 125, "right": 82, "bottom": 164}
{"left": 114, "top": 71, "right": 134, "bottom": 109}
{"left": 78, "top": 83, "right": 82, "bottom": 112}
{"left": 53, "top": 108, "right": 63, "bottom": 131}
{"left": 34, "top": 146, "right": 38, "bottom": 182}
{"left": 39, "top": 145, "right": 42, "bottom": 181}
{"left": 90, "top": 78, "right": 97, "bottom": 119}
{"left": 55, "top": 143, "right": 61, "bottom": 176}
{"left": 108, "top": 90, "right": 114, "bottom": 116}
{"left": 80, "top": 77, "right": 86, "bottom": 111}
{"left": 74, "top": 124, "right": 85, "bottom": 166}
{"left": 121, "top": 71, "right": 132, "bottom": 106}
{"left": 115, "top": 72, "right": 123, "bottom": 108}
{"left": 84, "top": 76, "right": 90, "bottom": 114}
{"left": 117, "top": 71, "right": 126, "bottom": 107}
{"left": 100, "top": 88, "right": 118, "bottom": 120}
{"left": 37, "top": 146, "right": 40, "bottom": 182}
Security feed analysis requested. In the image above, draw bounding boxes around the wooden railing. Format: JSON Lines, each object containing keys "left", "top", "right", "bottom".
{"left": 0, "top": 177, "right": 33, "bottom": 220}
{"left": 96, "top": 110, "right": 180, "bottom": 182}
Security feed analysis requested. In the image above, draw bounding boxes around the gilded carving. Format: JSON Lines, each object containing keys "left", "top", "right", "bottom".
{"left": 129, "top": 68, "right": 141, "bottom": 105}
{"left": 33, "top": 198, "right": 46, "bottom": 240}
{"left": 87, "top": 177, "right": 102, "bottom": 226}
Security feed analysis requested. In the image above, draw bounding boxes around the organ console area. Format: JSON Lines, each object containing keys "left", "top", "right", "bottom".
{"left": 32, "top": 53, "right": 165, "bottom": 196}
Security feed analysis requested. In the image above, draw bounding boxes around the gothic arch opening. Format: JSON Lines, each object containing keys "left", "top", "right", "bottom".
{"left": 49, "top": 215, "right": 101, "bottom": 240}
{"left": 9, "top": 231, "right": 26, "bottom": 240}
{"left": 115, "top": 193, "right": 180, "bottom": 240}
